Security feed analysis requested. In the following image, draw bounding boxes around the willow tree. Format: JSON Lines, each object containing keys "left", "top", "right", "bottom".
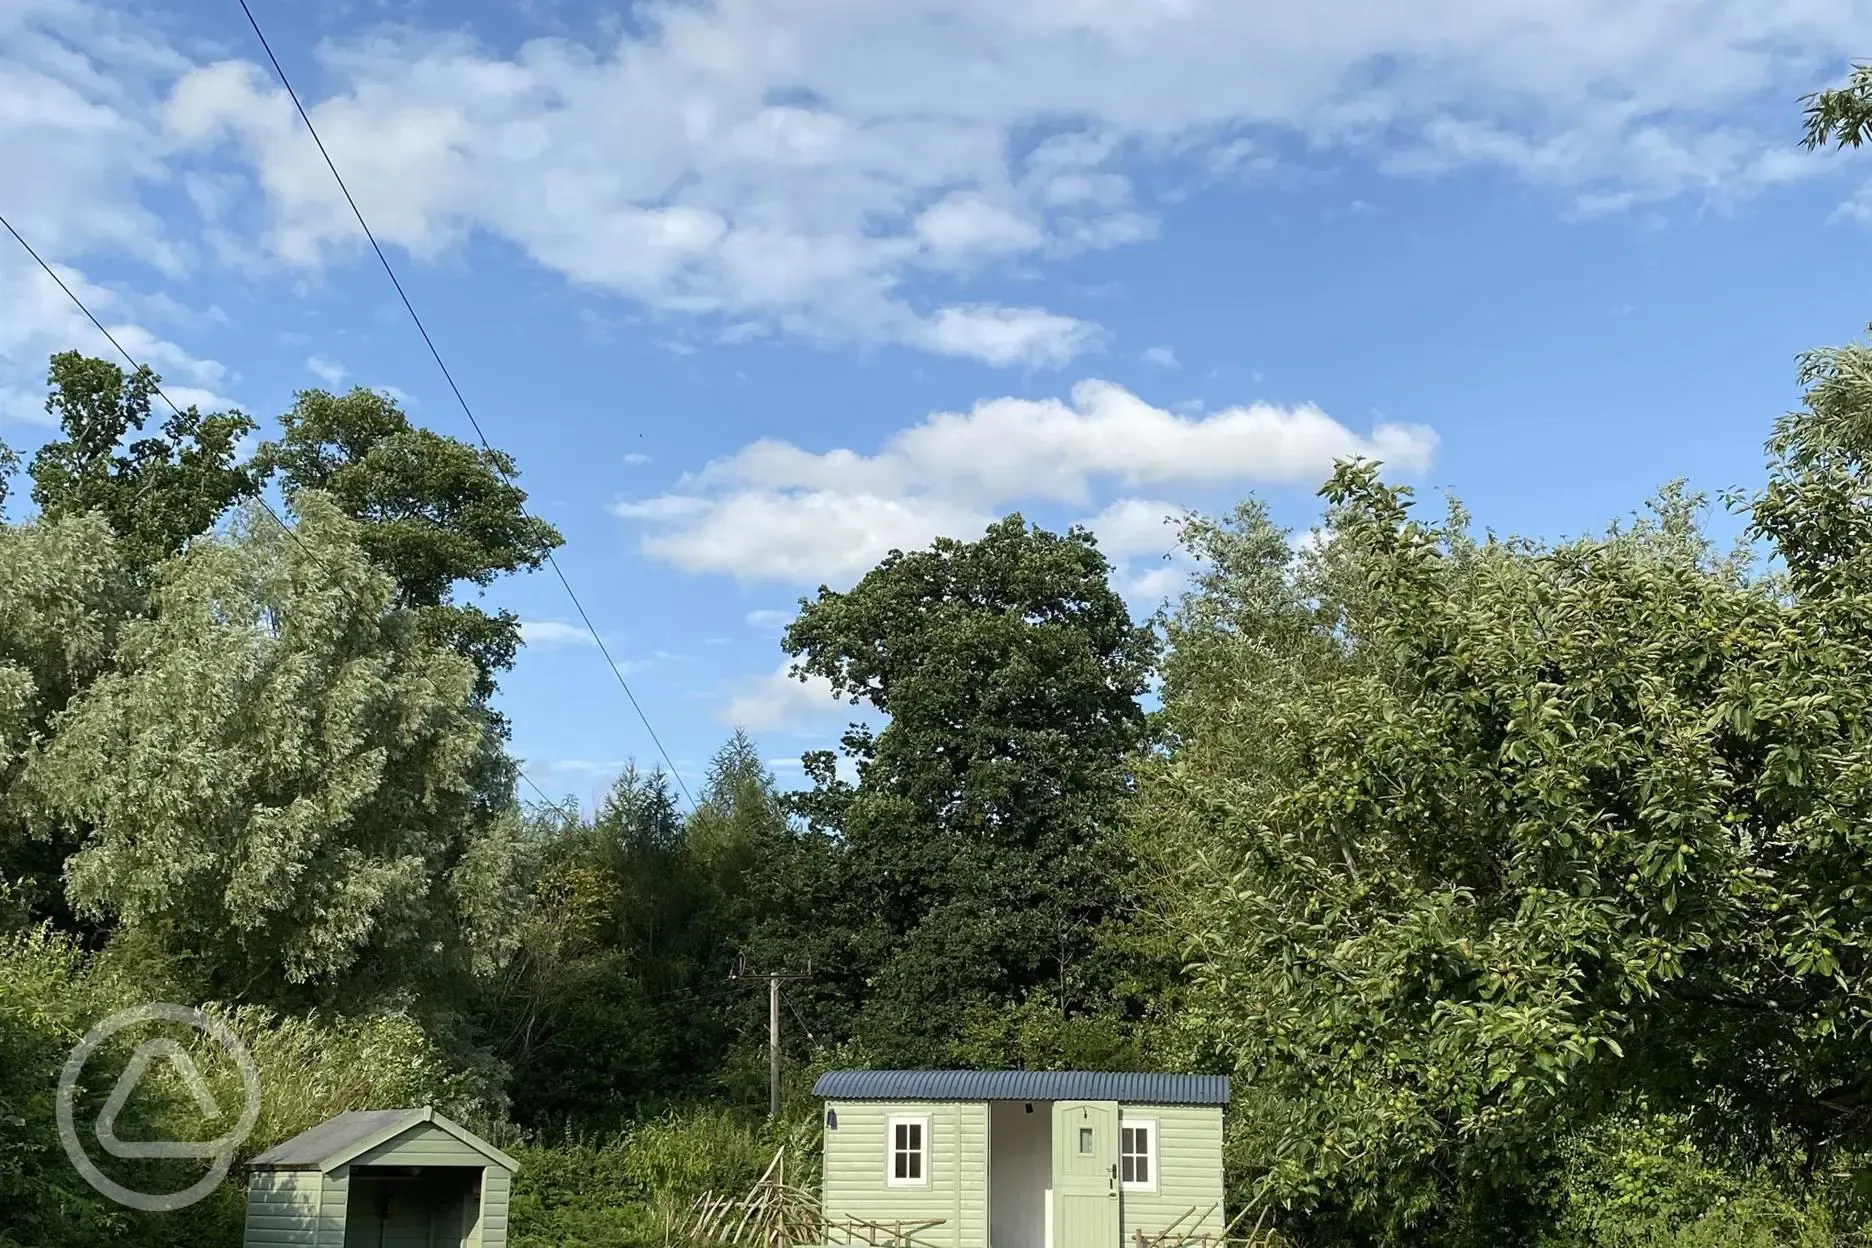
{"left": 27, "top": 494, "right": 525, "bottom": 1009}
{"left": 0, "top": 513, "right": 135, "bottom": 930}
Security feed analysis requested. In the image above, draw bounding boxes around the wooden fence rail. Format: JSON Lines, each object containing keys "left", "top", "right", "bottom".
{"left": 821, "top": 1218, "right": 947, "bottom": 1246}
{"left": 688, "top": 1150, "right": 1280, "bottom": 1248}
{"left": 685, "top": 1149, "right": 946, "bottom": 1248}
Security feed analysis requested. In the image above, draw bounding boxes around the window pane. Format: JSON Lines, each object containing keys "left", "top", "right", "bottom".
{"left": 1120, "top": 1125, "right": 1151, "bottom": 1186}
{"left": 891, "top": 1120, "right": 926, "bottom": 1183}
{"left": 1079, "top": 1127, "right": 1093, "bottom": 1154}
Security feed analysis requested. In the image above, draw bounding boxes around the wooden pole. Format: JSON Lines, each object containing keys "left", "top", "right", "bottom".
{"left": 732, "top": 959, "right": 809, "bottom": 1120}
{"left": 769, "top": 972, "right": 782, "bottom": 1119}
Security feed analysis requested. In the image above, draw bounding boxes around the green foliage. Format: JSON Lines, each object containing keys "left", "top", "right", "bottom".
{"left": 26, "top": 494, "right": 522, "bottom": 1008}
{"left": 256, "top": 386, "right": 563, "bottom": 696}
{"left": 508, "top": 1109, "right": 820, "bottom": 1248}
{"left": 27, "top": 258, "right": 1872, "bottom": 1248}
{"left": 0, "top": 927, "right": 497, "bottom": 1248}
{"left": 1534, "top": 1116, "right": 1859, "bottom": 1248}
{"left": 1803, "top": 65, "right": 1872, "bottom": 151}
{"left": 28, "top": 352, "right": 258, "bottom": 576}
{"left": 0, "top": 512, "right": 135, "bottom": 930}
{"left": 946, "top": 997, "right": 1148, "bottom": 1072}
{"left": 0, "top": 435, "right": 17, "bottom": 516}
{"left": 480, "top": 736, "right": 791, "bottom": 1130}
{"left": 772, "top": 514, "right": 1156, "bottom": 1063}
{"left": 1138, "top": 339, "right": 1872, "bottom": 1241}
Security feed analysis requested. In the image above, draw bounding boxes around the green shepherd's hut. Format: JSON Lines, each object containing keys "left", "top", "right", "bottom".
{"left": 811, "top": 1070, "right": 1229, "bottom": 1248}
{"left": 242, "top": 1107, "right": 518, "bottom": 1248}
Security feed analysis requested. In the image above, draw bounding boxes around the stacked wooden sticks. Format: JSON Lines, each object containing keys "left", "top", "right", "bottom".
{"left": 685, "top": 1148, "right": 946, "bottom": 1248}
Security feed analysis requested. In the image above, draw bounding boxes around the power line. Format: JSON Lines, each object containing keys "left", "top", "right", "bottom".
{"left": 1, "top": 211, "right": 563, "bottom": 813}
{"left": 516, "top": 768, "right": 576, "bottom": 816}
{"left": 784, "top": 994, "right": 818, "bottom": 1047}
{"left": 234, "top": 0, "right": 696, "bottom": 810}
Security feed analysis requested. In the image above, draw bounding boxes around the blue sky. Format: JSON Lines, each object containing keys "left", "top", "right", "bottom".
{"left": 7, "top": 0, "right": 1872, "bottom": 809}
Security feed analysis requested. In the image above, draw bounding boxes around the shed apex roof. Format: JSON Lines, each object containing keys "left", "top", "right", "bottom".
{"left": 813, "top": 1070, "right": 1230, "bottom": 1106}
{"left": 247, "top": 1107, "right": 520, "bottom": 1173}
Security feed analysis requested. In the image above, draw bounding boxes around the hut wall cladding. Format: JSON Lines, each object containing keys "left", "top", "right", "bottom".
{"left": 478, "top": 1167, "right": 512, "bottom": 1247}
{"left": 318, "top": 1172, "right": 348, "bottom": 1248}
{"left": 349, "top": 1121, "right": 498, "bottom": 1169}
{"left": 241, "top": 1171, "right": 326, "bottom": 1247}
{"left": 821, "top": 1100, "right": 989, "bottom": 1248}
{"left": 1118, "top": 1104, "right": 1227, "bottom": 1242}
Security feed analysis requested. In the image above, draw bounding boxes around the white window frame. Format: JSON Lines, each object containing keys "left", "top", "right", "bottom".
{"left": 886, "top": 1114, "right": 931, "bottom": 1187}
{"left": 1120, "top": 1118, "right": 1157, "bottom": 1193}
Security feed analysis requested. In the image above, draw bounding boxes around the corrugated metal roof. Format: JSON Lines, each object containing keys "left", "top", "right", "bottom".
{"left": 248, "top": 1109, "right": 425, "bottom": 1170}
{"left": 812, "top": 1070, "right": 1229, "bottom": 1106}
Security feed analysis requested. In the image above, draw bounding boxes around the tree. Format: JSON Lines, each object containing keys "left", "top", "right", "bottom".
{"left": 28, "top": 352, "right": 258, "bottom": 575}
{"left": 477, "top": 736, "right": 795, "bottom": 1130}
{"left": 1137, "top": 337, "right": 1872, "bottom": 1241}
{"left": 255, "top": 386, "right": 563, "bottom": 698}
{"left": 0, "top": 513, "right": 135, "bottom": 933}
{"left": 0, "top": 436, "right": 17, "bottom": 517}
{"left": 1802, "top": 65, "right": 1872, "bottom": 151}
{"left": 23, "top": 494, "right": 525, "bottom": 1010}
{"left": 776, "top": 514, "right": 1156, "bottom": 1063}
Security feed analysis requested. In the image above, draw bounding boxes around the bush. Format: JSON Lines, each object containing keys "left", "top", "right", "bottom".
{"left": 0, "top": 928, "right": 503, "bottom": 1248}
{"left": 509, "top": 1108, "right": 821, "bottom": 1248}
{"left": 1537, "top": 1117, "right": 1862, "bottom": 1248}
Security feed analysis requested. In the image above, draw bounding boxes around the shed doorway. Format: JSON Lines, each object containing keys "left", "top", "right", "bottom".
{"left": 990, "top": 1100, "right": 1052, "bottom": 1248}
{"left": 342, "top": 1166, "right": 481, "bottom": 1248}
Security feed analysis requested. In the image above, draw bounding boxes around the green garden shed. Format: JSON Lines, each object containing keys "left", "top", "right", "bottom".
{"left": 242, "top": 1107, "right": 519, "bottom": 1248}
{"left": 811, "top": 1070, "right": 1230, "bottom": 1248}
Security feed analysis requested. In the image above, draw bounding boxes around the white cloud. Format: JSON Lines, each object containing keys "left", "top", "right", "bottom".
{"left": 746, "top": 608, "right": 794, "bottom": 631}
{"left": 719, "top": 659, "right": 864, "bottom": 732}
{"left": 519, "top": 619, "right": 598, "bottom": 647}
{"left": 766, "top": 751, "right": 862, "bottom": 786}
{"left": 0, "top": 386, "right": 51, "bottom": 427}
{"left": 98, "top": 0, "right": 1854, "bottom": 365}
{"left": 623, "top": 451, "right": 652, "bottom": 465}
{"left": 0, "top": 0, "right": 183, "bottom": 271}
{"left": 914, "top": 194, "right": 1045, "bottom": 267}
{"left": 1118, "top": 561, "right": 1190, "bottom": 604}
{"left": 0, "top": 4, "right": 231, "bottom": 426}
{"left": 1142, "top": 346, "right": 1179, "bottom": 368}
{"left": 1084, "top": 497, "right": 1189, "bottom": 560}
{"left": 876, "top": 380, "right": 1435, "bottom": 502}
{"left": 616, "top": 379, "right": 1435, "bottom": 584}
{"left": 537, "top": 758, "right": 630, "bottom": 776}
{"left": 619, "top": 487, "right": 993, "bottom": 584}
{"left": 1085, "top": 498, "right": 1200, "bottom": 607}
{"left": 0, "top": 248, "right": 234, "bottom": 424}
{"left": 306, "top": 355, "right": 348, "bottom": 385}
{"left": 908, "top": 305, "right": 1102, "bottom": 369}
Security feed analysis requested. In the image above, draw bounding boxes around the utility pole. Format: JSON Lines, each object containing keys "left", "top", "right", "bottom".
{"left": 731, "top": 957, "right": 812, "bottom": 1118}
{"left": 769, "top": 975, "right": 781, "bottom": 1120}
